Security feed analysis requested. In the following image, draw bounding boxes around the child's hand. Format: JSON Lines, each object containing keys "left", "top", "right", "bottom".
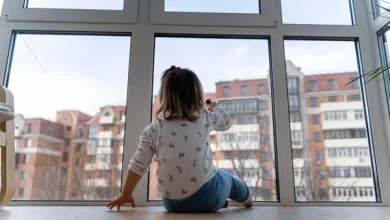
{"left": 207, "top": 101, "right": 218, "bottom": 112}
{"left": 106, "top": 193, "right": 136, "bottom": 211}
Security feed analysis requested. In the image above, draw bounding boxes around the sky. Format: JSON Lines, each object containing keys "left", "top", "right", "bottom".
{"left": 4, "top": 0, "right": 363, "bottom": 120}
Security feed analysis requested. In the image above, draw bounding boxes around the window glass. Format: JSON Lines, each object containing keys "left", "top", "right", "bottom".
{"left": 149, "top": 37, "right": 277, "bottom": 202}
{"left": 285, "top": 39, "right": 377, "bottom": 202}
{"left": 281, "top": 0, "right": 354, "bottom": 25}
{"left": 164, "top": 0, "right": 260, "bottom": 14}
{"left": 9, "top": 33, "right": 130, "bottom": 201}
{"left": 24, "top": 0, "right": 124, "bottom": 10}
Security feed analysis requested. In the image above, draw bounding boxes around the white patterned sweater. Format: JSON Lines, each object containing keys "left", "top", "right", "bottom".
{"left": 128, "top": 107, "right": 232, "bottom": 200}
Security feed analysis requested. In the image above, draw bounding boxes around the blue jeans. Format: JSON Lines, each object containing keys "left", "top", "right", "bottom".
{"left": 162, "top": 170, "right": 251, "bottom": 213}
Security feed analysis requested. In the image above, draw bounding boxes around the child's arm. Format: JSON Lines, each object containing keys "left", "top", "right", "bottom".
{"left": 207, "top": 101, "right": 232, "bottom": 131}
{"left": 106, "top": 121, "right": 157, "bottom": 211}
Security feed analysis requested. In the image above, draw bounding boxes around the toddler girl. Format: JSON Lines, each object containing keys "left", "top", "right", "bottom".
{"left": 106, "top": 66, "right": 253, "bottom": 213}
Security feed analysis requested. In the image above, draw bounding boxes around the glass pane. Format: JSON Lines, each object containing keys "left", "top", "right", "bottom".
{"left": 164, "top": 0, "right": 260, "bottom": 14}
{"left": 285, "top": 40, "right": 377, "bottom": 202}
{"left": 25, "top": 0, "right": 124, "bottom": 10}
{"left": 378, "top": 0, "right": 390, "bottom": 14}
{"left": 281, "top": 0, "right": 354, "bottom": 25}
{"left": 0, "top": 0, "right": 3, "bottom": 16}
{"left": 9, "top": 33, "right": 130, "bottom": 200}
{"left": 149, "top": 37, "right": 277, "bottom": 202}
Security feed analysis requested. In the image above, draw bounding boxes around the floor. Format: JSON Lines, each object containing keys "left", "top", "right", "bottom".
{"left": 1, "top": 206, "right": 390, "bottom": 220}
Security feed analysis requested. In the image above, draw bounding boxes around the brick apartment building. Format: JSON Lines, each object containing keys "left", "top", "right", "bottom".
{"left": 12, "top": 61, "right": 375, "bottom": 202}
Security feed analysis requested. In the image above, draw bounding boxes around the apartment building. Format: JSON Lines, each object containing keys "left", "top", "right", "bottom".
{"left": 14, "top": 106, "right": 125, "bottom": 201}
{"left": 12, "top": 61, "right": 374, "bottom": 202}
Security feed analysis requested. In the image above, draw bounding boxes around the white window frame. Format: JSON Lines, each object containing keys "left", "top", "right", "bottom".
{"left": 5, "top": 0, "right": 139, "bottom": 23}
{"left": 0, "top": 0, "right": 389, "bottom": 208}
{"left": 150, "top": 0, "right": 276, "bottom": 27}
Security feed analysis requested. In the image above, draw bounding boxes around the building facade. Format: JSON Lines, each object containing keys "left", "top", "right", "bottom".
{"left": 13, "top": 61, "right": 374, "bottom": 202}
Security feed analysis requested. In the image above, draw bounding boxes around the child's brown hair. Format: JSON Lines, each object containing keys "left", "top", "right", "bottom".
{"left": 156, "top": 66, "right": 204, "bottom": 122}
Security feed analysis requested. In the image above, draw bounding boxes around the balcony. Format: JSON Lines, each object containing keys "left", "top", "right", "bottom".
{"left": 95, "top": 162, "right": 110, "bottom": 170}
{"left": 83, "top": 178, "right": 108, "bottom": 187}
{"left": 291, "top": 141, "right": 303, "bottom": 149}
{"left": 290, "top": 122, "right": 302, "bottom": 131}
{"left": 293, "top": 158, "right": 304, "bottom": 168}
{"left": 322, "top": 120, "right": 365, "bottom": 130}
{"left": 99, "top": 115, "right": 114, "bottom": 124}
{"left": 86, "top": 140, "right": 98, "bottom": 155}
{"left": 97, "top": 147, "right": 113, "bottom": 154}
{"left": 217, "top": 141, "right": 260, "bottom": 151}
{"left": 327, "top": 178, "right": 374, "bottom": 188}
{"left": 326, "top": 157, "right": 371, "bottom": 167}
{"left": 325, "top": 138, "right": 368, "bottom": 148}
{"left": 84, "top": 163, "right": 95, "bottom": 170}
{"left": 216, "top": 159, "right": 260, "bottom": 169}
{"left": 98, "top": 131, "right": 113, "bottom": 139}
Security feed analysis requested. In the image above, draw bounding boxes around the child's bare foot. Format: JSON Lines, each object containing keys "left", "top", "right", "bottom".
{"left": 243, "top": 199, "right": 253, "bottom": 208}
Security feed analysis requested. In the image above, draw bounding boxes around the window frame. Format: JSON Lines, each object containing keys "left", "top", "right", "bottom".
{"left": 150, "top": 0, "right": 277, "bottom": 27}
{"left": 1, "top": 0, "right": 389, "bottom": 208}
{"left": 6, "top": 0, "right": 138, "bottom": 23}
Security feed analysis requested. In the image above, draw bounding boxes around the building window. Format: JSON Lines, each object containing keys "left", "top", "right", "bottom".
{"left": 77, "top": 143, "right": 83, "bottom": 152}
{"left": 355, "top": 110, "right": 363, "bottom": 119}
{"left": 259, "top": 100, "right": 266, "bottom": 110}
{"left": 78, "top": 128, "right": 84, "bottom": 137}
{"left": 223, "top": 86, "right": 230, "bottom": 96}
{"left": 66, "top": 126, "right": 72, "bottom": 131}
{"left": 75, "top": 158, "right": 81, "bottom": 166}
{"left": 23, "top": 155, "right": 30, "bottom": 164}
{"left": 259, "top": 117, "right": 266, "bottom": 127}
{"left": 241, "top": 85, "right": 249, "bottom": 95}
{"left": 104, "top": 111, "right": 111, "bottom": 116}
{"left": 313, "top": 132, "right": 321, "bottom": 142}
{"left": 119, "top": 110, "right": 125, "bottom": 119}
{"left": 25, "top": 139, "right": 32, "bottom": 147}
{"left": 260, "top": 151, "right": 268, "bottom": 161}
{"left": 72, "top": 189, "right": 78, "bottom": 197}
{"left": 258, "top": 84, "right": 265, "bottom": 94}
{"left": 317, "top": 170, "right": 326, "bottom": 180}
{"left": 290, "top": 112, "right": 301, "bottom": 122}
{"left": 309, "top": 97, "right": 318, "bottom": 107}
{"left": 350, "top": 77, "right": 360, "bottom": 88}
{"left": 260, "top": 134, "right": 267, "bottom": 144}
{"left": 64, "top": 139, "right": 70, "bottom": 147}
{"left": 88, "top": 171, "right": 93, "bottom": 179}
{"left": 63, "top": 152, "right": 69, "bottom": 162}
{"left": 288, "top": 78, "right": 298, "bottom": 93}
{"left": 308, "top": 80, "right": 317, "bottom": 91}
{"left": 26, "top": 123, "right": 32, "bottom": 132}
{"left": 315, "top": 151, "right": 324, "bottom": 161}
{"left": 262, "top": 170, "right": 270, "bottom": 180}
{"left": 293, "top": 149, "right": 302, "bottom": 159}
{"left": 312, "top": 115, "right": 320, "bottom": 124}
{"left": 100, "top": 170, "right": 104, "bottom": 178}
{"left": 89, "top": 125, "right": 98, "bottom": 139}
{"left": 18, "top": 188, "right": 24, "bottom": 197}
{"left": 351, "top": 94, "right": 361, "bottom": 101}
{"left": 289, "top": 95, "right": 299, "bottom": 111}
{"left": 328, "top": 96, "right": 337, "bottom": 102}
{"left": 20, "top": 171, "right": 28, "bottom": 180}
{"left": 103, "top": 125, "right": 110, "bottom": 131}
{"left": 328, "top": 79, "right": 336, "bottom": 89}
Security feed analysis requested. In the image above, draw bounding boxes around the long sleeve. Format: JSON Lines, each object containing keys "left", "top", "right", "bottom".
{"left": 209, "top": 106, "right": 232, "bottom": 132}
{"left": 128, "top": 121, "right": 157, "bottom": 176}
